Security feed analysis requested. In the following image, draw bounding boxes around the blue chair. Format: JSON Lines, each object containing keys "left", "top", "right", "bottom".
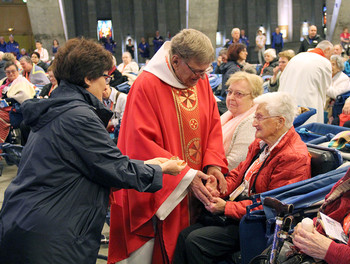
{"left": 293, "top": 107, "right": 317, "bottom": 128}
{"left": 296, "top": 123, "right": 349, "bottom": 143}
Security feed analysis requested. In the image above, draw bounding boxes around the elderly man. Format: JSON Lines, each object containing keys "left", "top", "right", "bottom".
{"left": 108, "top": 29, "right": 228, "bottom": 264}
{"left": 299, "top": 25, "right": 323, "bottom": 53}
{"left": 225, "top": 28, "right": 242, "bottom": 48}
{"left": 0, "top": 36, "right": 6, "bottom": 52}
{"left": 20, "top": 56, "right": 50, "bottom": 86}
{"left": 5, "top": 35, "right": 19, "bottom": 58}
{"left": 279, "top": 40, "right": 333, "bottom": 124}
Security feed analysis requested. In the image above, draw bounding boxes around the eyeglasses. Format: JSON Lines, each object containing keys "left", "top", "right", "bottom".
{"left": 103, "top": 74, "right": 113, "bottom": 85}
{"left": 253, "top": 115, "right": 281, "bottom": 122}
{"left": 184, "top": 61, "right": 207, "bottom": 77}
{"left": 5, "top": 70, "right": 17, "bottom": 75}
{"left": 226, "top": 89, "right": 251, "bottom": 99}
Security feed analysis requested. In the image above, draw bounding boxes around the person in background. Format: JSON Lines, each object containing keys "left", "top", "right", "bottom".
{"left": 225, "top": 28, "right": 242, "bottom": 48}
{"left": 39, "top": 65, "right": 58, "bottom": 98}
{"left": 18, "top": 48, "right": 28, "bottom": 59}
{"left": 259, "top": 48, "right": 279, "bottom": 77}
{"left": 0, "top": 36, "right": 6, "bottom": 53}
{"left": 0, "top": 61, "right": 35, "bottom": 143}
{"left": 221, "top": 72, "right": 263, "bottom": 170}
{"left": 299, "top": 25, "right": 323, "bottom": 53}
{"left": 0, "top": 38, "right": 186, "bottom": 263}
{"left": 138, "top": 37, "right": 150, "bottom": 63}
{"left": 255, "top": 30, "right": 266, "bottom": 65}
{"left": 268, "top": 49, "right": 295, "bottom": 92}
{"left": 174, "top": 92, "right": 311, "bottom": 264}
{"left": 108, "top": 56, "right": 128, "bottom": 88}
{"left": 0, "top": 52, "right": 5, "bottom": 80}
{"left": 5, "top": 35, "right": 19, "bottom": 59}
{"left": 102, "top": 83, "right": 127, "bottom": 142}
{"left": 126, "top": 38, "right": 135, "bottom": 59}
{"left": 240, "top": 29, "right": 249, "bottom": 47}
{"left": 153, "top": 30, "right": 164, "bottom": 54}
{"left": 215, "top": 48, "right": 228, "bottom": 74}
{"left": 2, "top": 52, "right": 22, "bottom": 72}
{"left": 117, "top": 52, "right": 139, "bottom": 86}
{"left": 340, "top": 27, "right": 350, "bottom": 56}
{"left": 20, "top": 56, "right": 50, "bottom": 86}
{"left": 333, "top": 44, "right": 344, "bottom": 56}
{"left": 34, "top": 40, "right": 49, "bottom": 63}
{"left": 31, "top": 52, "right": 48, "bottom": 72}
{"left": 271, "top": 27, "right": 284, "bottom": 54}
{"left": 52, "top": 39, "right": 59, "bottom": 59}
{"left": 108, "top": 28, "right": 228, "bottom": 264}
{"left": 104, "top": 36, "right": 116, "bottom": 54}
{"left": 219, "top": 43, "right": 247, "bottom": 98}
{"left": 279, "top": 40, "right": 333, "bottom": 124}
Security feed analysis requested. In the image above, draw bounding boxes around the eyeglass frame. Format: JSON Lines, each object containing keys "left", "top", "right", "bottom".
{"left": 103, "top": 74, "right": 113, "bottom": 85}
{"left": 174, "top": 47, "right": 209, "bottom": 77}
{"left": 253, "top": 115, "right": 281, "bottom": 122}
{"left": 225, "top": 89, "right": 251, "bottom": 99}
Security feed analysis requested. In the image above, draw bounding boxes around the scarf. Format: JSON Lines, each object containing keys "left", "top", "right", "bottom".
{"left": 221, "top": 104, "right": 257, "bottom": 154}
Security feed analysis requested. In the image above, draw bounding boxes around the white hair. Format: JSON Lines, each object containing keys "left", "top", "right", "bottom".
{"left": 330, "top": 55, "right": 345, "bottom": 71}
{"left": 316, "top": 40, "right": 333, "bottom": 51}
{"left": 231, "top": 28, "right": 240, "bottom": 35}
{"left": 254, "top": 92, "right": 298, "bottom": 128}
{"left": 264, "top": 48, "right": 276, "bottom": 59}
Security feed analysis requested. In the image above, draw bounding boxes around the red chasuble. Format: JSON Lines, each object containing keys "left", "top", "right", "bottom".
{"left": 108, "top": 71, "right": 227, "bottom": 263}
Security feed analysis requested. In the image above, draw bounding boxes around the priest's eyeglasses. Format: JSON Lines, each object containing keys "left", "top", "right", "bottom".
{"left": 184, "top": 61, "right": 207, "bottom": 77}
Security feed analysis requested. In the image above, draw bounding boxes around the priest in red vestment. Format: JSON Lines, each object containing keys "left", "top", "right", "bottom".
{"left": 108, "top": 29, "right": 228, "bottom": 264}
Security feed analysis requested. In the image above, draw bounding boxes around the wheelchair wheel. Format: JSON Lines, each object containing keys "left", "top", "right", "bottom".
{"left": 248, "top": 254, "right": 268, "bottom": 264}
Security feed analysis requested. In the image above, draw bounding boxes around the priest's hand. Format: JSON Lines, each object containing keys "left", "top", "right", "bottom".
{"left": 190, "top": 171, "right": 213, "bottom": 206}
{"left": 205, "top": 175, "right": 220, "bottom": 197}
{"left": 145, "top": 158, "right": 187, "bottom": 176}
{"left": 204, "top": 197, "right": 226, "bottom": 215}
{"left": 207, "top": 166, "right": 227, "bottom": 195}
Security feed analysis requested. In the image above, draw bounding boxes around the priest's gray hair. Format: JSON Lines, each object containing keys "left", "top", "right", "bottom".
{"left": 171, "top": 28, "right": 214, "bottom": 65}
{"left": 330, "top": 55, "right": 345, "bottom": 71}
{"left": 254, "top": 92, "right": 298, "bottom": 128}
{"left": 316, "top": 40, "right": 333, "bottom": 51}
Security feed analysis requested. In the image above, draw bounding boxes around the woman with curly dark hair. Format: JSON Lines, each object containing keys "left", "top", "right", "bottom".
{"left": 0, "top": 38, "right": 185, "bottom": 264}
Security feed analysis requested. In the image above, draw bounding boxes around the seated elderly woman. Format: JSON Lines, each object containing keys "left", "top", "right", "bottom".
{"left": 173, "top": 92, "right": 311, "bottom": 264}
{"left": 259, "top": 48, "right": 279, "bottom": 77}
{"left": 292, "top": 168, "right": 350, "bottom": 264}
{"left": 325, "top": 54, "right": 349, "bottom": 123}
{"left": 117, "top": 51, "right": 139, "bottom": 86}
{"left": 218, "top": 43, "right": 247, "bottom": 97}
{"left": 221, "top": 71, "right": 263, "bottom": 170}
{"left": 268, "top": 49, "right": 295, "bottom": 92}
{"left": 327, "top": 55, "right": 349, "bottom": 99}
{"left": 0, "top": 61, "right": 35, "bottom": 143}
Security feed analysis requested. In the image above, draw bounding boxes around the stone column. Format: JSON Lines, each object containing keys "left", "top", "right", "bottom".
{"left": 26, "top": 0, "right": 66, "bottom": 57}
{"left": 188, "top": 0, "right": 219, "bottom": 49}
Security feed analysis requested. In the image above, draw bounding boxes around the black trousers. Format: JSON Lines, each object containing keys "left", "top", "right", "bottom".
{"left": 173, "top": 222, "right": 240, "bottom": 264}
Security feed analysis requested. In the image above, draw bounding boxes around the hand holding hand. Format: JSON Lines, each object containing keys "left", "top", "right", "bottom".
{"left": 190, "top": 171, "right": 213, "bottom": 206}
{"left": 207, "top": 166, "right": 227, "bottom": 194}
{"left": 204, "top": 197, "right": 226, "bottom": 215}
{"left": 205, "top": 175, "right": 220, "bottom": 197}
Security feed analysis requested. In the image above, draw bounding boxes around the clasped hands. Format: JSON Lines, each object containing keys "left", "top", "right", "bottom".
{"left": 190, "top": 166, "right": 227, "bottom": 215}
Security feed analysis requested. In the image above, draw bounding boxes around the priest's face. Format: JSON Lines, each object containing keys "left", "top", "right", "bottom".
{"left": 172, "top": 55, "right": 209, "bottom": 87}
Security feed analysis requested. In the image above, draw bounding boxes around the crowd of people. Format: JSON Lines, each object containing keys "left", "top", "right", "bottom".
{"left": 0, "top": 25, "right": 349, "bottom": 264}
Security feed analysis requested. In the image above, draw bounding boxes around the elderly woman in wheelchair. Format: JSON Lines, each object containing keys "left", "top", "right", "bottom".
{"left": 0, "top": 60, "right": 35, "bottom": 143}
{"left": 173, "top": 92, "right": 311, "bottom": 264}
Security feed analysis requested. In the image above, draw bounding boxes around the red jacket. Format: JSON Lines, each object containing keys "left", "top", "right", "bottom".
{"left": 224, "top": 127, "right": 311, "bottom": 219}
{"left": 317, "top": 169, "right": 350, "bottom": 264}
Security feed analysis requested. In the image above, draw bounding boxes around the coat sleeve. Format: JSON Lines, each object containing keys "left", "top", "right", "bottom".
{"left": 60, "top": 108, "right": 163, "bottom": 193}
{"left": 324, "top": 241, "right": 350, "bottom": 264}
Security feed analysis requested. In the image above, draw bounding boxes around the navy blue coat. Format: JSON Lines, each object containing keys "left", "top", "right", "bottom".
{"left": 0, "top": 81, "right": 163, "bottom": 263}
